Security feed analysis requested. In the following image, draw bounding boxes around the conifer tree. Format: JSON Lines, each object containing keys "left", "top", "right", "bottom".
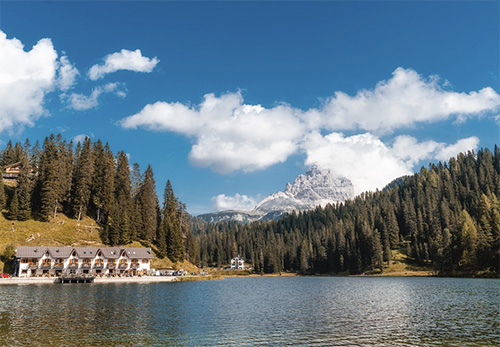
{"left": 16, "top": 156, "right": 32, "bottom": 221}
{"left": 71, "top": 137, "right": 94, "bottom": 220}
{"left": 163, "top": 180, "right": 184, "bottom": 262}
{"left": 114, "top": 151, "right": 132, "bottom": 243}
{"left": 7, "top": 190, "right": 18, "bottom": 220}
{"left": 136, "top": 165, "right": 158, "bottom": 242}
{"left": 0, "top": 173, "right": 5, "bottom": 211}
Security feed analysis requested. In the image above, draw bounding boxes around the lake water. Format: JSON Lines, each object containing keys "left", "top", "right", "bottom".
{"left": 0, "top": 277, "right": 498, "bottom": 346}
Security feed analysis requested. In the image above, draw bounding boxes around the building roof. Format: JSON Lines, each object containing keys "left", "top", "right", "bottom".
{"left": 73, "top": 247, "right": 100, "bottom": 258}
{"left": 123, "top": 247, "right": 154, "bottom": 259}
{"left": 16, "top": 246, "right": 155, "bottom": 259}
{"left": 46, "top": 246, "right": 73, "bottom": 258}
{"left": 99, "top": 247, "right": 121, "bottom": 259}
{"left": 16, "top": 246, "right": 46, "bottom": 258}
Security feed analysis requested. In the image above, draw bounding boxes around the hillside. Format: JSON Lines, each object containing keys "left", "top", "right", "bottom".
{"left": 195, "top": 148, "right": 500, "bottom": 277}
{"left": 0, "top": 212, "right": 198, "bottom": 273}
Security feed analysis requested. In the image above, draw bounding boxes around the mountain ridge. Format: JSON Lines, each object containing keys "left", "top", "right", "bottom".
{"left": 198, "top": 166, "right": 355, "bottom": 223}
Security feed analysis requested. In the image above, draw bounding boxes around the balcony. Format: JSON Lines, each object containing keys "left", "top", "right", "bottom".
{"left": 40, "top": 264, "right": 52, "bottom": 270}
{"left": 68, "top": 263, "right": 79, "bottom": 269}
{"left": 106, "top": 263, "right": 116, "bottom": 269}
{"left": 81, "top": 263, "right": 91, "bottom": 269}
{"left": 53, "top": 264, "right": 64, "bottom": 270}
{"left": 94, "top": 263, "right": 104, "bottom": 270}
{"left": 131, "top": 263, "right": 139, "bottom": 269}
{"left": 28, "top": 264, "right": 38, "bottom": 270}
{"left": 118, "top": 263, "right": 128, "bottom": 269}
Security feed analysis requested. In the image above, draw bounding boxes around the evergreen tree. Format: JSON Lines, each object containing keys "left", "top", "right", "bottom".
{"left": 163, "top": 180, "right": 184, "bottom": 262}
{"left": 7, "top": 190, "right": 18, "bottom": 220}
{"left": 136, "top": 165, "right": 158, "bottom": 242}
{"left": 16, "top": 156, "right": 32, "bottom": 221}
{"left": 71, "top": 137, "right": 94, "bottom": 220}
{"left": 114, "top": 151, "right": 132, "bottom": 243}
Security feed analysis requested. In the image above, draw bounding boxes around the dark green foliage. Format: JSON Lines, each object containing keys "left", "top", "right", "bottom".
{"left": 0, "top": 172, "right": 5, "bottom": 210}
{"left": 196, "top": 148, "right": 500, "bottom": 276}
{"left": 135, "top": 165, "right": 158, "bottom": 242}
{"left": 71, "top": 137, "right": 94, "bottom": 220}
{"left": 7, "top": 190, "right": 18, "bottom": 220}
{"left": 16, "top": 156, "right": 32, "bottom": 221}
{"left": 161, "top": 180, "right": 185, "bottom": 262}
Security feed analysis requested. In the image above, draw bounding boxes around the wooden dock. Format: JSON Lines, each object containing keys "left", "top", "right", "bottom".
{"left": 57, "top": 275, "right": 95, "bottom": 284}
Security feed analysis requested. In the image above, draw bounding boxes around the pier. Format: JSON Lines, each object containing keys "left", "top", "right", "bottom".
{"left": 57, "top": 275, "right": 95, "bottom": 284}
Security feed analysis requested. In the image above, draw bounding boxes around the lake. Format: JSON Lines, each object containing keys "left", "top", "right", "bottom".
{"left": 0, "top": 277, "right": 498, "bottom": 346}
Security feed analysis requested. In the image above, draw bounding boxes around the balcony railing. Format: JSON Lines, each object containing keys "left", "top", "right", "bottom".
{"left": 81, "top": 263, "right": 91, "bottom": 269}
{"left": 28, "top": 264, "right": 38, "bottom": 270}
{"left": 131, "top": 263, "right": 139, "bottom": 269}
{"left": 106, "top": 264, "right": 116, "bottom": 269}
{"left": 68, "top": 263, "right": 79, "bottom": 269}
{"left": 118, "top": 263, "right": 128, "bottom": 269}
{"left": 53, "top": 264, "right": 64, "bottom": 269}
{"left": 94, "top": 264, "right": 104, "bottom": 270}
{"left": 40, "top": 264, "right": 51, "bottom": 270}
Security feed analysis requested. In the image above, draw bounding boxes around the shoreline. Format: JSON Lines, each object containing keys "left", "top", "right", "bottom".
{"left": 0, "top": 276, "right": 180, "bottom": 285}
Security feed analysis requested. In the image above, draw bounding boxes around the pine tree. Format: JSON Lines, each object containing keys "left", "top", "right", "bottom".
{"left": 7, "top": 190, "right": 18, "bottom": 220}
{"left": 0, "top": 173, "right": 5, "bottom": 211}
{"left": 114, "top": 151, "right": 132, "bottom": 243}
{"left": 16, "top": 156, "right": 32, "bottom": 221}
{"left": 136, "top": 165, "right": 158, "bottom": 242}
{"left": 71, "top": 137, "right": 94, "bottom": 220}
{"left": 91, "top": 141, "right": 115, "bottom": 224}
{"left": 163, "top": 180, "right": 184, "bottom": 262}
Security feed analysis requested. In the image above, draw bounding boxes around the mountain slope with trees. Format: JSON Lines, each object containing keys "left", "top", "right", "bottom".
{"left": 0, "top": 134, "right": 199, "bottom": 268}
{"left": 194, "top": 147, "right": 500, "bottom": 277}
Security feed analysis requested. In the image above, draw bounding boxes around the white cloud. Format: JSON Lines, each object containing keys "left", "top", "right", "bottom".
{"left": 307, "top": 67, "right": 500, "bottom": 134}
{"left": 62, "top": 83, "right": 126, "bottom": 111}
{"left": 120, "top": 68, "right": 499, "bottom": 177}
{"left": 88, "top": 49, "right": 159, "bottom": 80}
{"left": 57, "top": 55, "right": 79, "bottom": 91}
{"left": 0, "top": 30, "right": 58, "bottom": 133}
{"left": 72, "top": 134, "right": 89, "bottom": 144}
{"left": 121, "top": 92, "right": 306, "bottom": 173}
{"left": 211, "top": 193, "right": 259, "bottom": 211}
{"left": 434, "top": 137, "right": 480, "bottom": 162}
{"left": 304, "top": 132, "right": 411, "bottom": 194}
{"left": 303, "top": 133, "right": 480, "bottom": 194}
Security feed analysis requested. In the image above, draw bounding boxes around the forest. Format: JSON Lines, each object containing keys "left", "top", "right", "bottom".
{"left": 194, "top": 147, "right": 500, "bottom": 277}
{"left": 0, "top": 134, "right": 198, "bottom": 264}
{"left": 1, "top": 134, "right": 498, "bottom": 277}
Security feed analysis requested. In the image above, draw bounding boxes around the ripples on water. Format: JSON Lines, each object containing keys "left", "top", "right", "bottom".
{"left": 0, "top": 277, "right": 498, "bottom": 346}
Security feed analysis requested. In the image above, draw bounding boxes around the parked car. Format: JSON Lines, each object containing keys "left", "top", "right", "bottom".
{"left": 0, "top": 273, "right": 10, "bottom": 278}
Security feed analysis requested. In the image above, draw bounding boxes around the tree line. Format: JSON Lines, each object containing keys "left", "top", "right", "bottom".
{"left": 194, "top": 147, "right": 500, "bottom": 276}
{"left": 0, "top": 134, "right": 199, "bottom": 264}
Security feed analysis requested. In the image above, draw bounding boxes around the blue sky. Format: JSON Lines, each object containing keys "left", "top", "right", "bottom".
{"left": 0, "top": 1, "right": 499, "bottom": 215}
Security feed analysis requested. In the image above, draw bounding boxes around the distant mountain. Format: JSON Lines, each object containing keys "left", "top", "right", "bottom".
{"left": 198, "top": 166, "right": 354, "bottom": 223}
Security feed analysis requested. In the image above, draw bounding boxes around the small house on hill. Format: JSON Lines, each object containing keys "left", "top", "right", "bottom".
{"left": 3, "top": 162, "right": 22, "bottom": 180}
{"left": 231, "top": 256, "right": 245, "bottom": 270}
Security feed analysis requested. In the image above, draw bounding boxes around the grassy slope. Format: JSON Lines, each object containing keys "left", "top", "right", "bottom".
{"left": 0, "top": 212, "right": 198, "bottom": 273}
{"left": 358, "top": 250, "right": 435, "bottom": 276}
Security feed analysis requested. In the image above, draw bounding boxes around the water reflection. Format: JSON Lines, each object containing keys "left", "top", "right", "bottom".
{"left": 0, "top": 277, "right": 498, "bottom": 346}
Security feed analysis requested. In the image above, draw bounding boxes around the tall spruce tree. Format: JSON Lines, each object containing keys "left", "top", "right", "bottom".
{"left": 71, "top": 137, "right": 94, "bottom": 220}
{"left": 136, "top": 165, "right": 158, "bottom": 242}
{"left": 114, "top": 151, "right": 133, "bottom": 243}
{"left": 16, "top": 155, "right": 32, "bottom": 221}
{"left": 162, "top": 180, "right": 184, "bottom": 262}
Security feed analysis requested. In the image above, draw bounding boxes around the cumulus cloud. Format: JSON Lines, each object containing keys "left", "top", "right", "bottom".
{"left": 304, "top": 133, "right": 480, "bottom": 194}
{"left": 72, "top": 134, "right": 89, "bottom": 144}
{"left": 88, "top": 49, "right": 159, "bottom": 80}
{"left": 62, "top": 83, "right": 126, "bottom": 111}
{"left": 56, "top": 56, "right": 79, "bottom": 91}
{"left": 304, "top": 132, "right": 411, "bottom": 194}
{"left": 120, "top": 67, "right": 498, "bottom": 194}
{"left": 211, "top": 193, "right": 259, "bottom": 211}
{"left": 306, "top": 67, "right": 500, "bottom": 134}
{"left": 0, "top": 30, "right": 58, "bottom": 133}
{"left": 121, "top": 92, "right": 305, "bottom": 173}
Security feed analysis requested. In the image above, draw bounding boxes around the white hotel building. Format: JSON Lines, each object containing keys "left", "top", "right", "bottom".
{"left": 15, "top": 246, "right": 154, "bottom": 277}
